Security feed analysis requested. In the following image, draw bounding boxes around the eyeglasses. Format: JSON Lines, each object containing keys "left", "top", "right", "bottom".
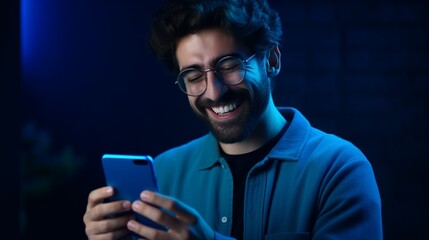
{"left": 175, "top": 52, "right": 259, "bottom": 96}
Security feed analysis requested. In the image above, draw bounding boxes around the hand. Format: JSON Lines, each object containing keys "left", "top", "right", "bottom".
{"left": 127, "top": 191, "right": 215, "bottom": 240}
{"left": 83, "top": 186, "right": 133, "bottom": 240}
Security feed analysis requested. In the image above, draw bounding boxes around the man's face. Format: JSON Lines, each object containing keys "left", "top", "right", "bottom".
{"left": 175, "top": 28, "right": 271, "bottom": 144}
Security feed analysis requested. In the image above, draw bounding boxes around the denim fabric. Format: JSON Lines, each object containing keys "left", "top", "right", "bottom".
{"left": 154, "top": 107, "right": 383, "bottom": 240}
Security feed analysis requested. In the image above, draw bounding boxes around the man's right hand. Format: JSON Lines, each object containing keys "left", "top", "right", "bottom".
{"left": 83, "top": 186, "right": 133, "bottom": 240}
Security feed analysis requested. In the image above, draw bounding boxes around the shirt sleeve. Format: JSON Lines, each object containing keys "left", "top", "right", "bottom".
{"left": 312, "top": 157, "right": 383, "bottom": 239}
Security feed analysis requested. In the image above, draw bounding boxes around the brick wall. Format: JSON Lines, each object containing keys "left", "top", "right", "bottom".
{"left": 271, "top": 1, "right": 429, "bottom": 239}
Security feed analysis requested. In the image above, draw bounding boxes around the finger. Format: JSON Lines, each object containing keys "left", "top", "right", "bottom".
{"left": 140, "top": 191, "right": 196, "bottom": 225}
{"left": 132, "top": 200, "right": 183, "bottom": 231}
{"left": 85, "top": 214, "right": 132, "bottom": 236}
{"left": 92, "top": 228, "right": 130, "bottom": 240}
{"left": 127, "top": 219, "right": 172, "bottom": 240}
{"left": 85, "top": 200, "right": 132, "bottom": 222}
{"left": 86, "top": 186, "right": 114, "bottom": 211}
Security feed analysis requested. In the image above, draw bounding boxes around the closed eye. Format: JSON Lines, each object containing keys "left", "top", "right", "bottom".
{"left": 218, "top": 63, "right": 241, "bottom": 73}
{"left": 184, "top": 71, "right": 205, "bottom": 83}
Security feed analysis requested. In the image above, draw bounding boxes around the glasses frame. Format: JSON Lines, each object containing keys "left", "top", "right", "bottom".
{"left": 175, "top": 52, "right": 260, "bottom": 96}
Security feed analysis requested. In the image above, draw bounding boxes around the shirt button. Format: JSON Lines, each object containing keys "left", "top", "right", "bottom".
{"left": 221, "top": 216, "right": 228, "bottom": 223}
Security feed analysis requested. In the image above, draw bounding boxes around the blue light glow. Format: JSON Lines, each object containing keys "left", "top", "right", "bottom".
{"left": 21, "top": 0, "right": 41, "bottom": 77}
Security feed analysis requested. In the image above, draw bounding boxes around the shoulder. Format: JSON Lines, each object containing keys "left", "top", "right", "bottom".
{"left": 308, "top": 128, "right": 366, "bottom": 161}
{"left": 300, "top": 127, "right": 371, "bottom": 177}
{"left": 303, "top": 128, "right": 379, "bottom": 193}
{"left": 277, "top": 106, "right": 368, "bottom": 165}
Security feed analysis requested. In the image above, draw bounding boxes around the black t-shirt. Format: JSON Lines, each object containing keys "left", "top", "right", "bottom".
{"left": 221, "top": 124, "right": 288, "bottom": 239}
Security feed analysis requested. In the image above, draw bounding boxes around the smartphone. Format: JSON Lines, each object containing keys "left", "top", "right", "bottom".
{"left": 101, "top": 154, "right": 166, "bottom": 234}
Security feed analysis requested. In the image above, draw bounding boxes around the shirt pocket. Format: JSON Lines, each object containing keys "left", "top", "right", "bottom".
{"left": 265, "top": 232, "right": 311, "bottom": 240}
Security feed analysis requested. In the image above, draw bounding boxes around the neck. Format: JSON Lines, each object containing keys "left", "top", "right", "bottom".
{"left": 219, "top": 97, "right": 286, "bottom": 155}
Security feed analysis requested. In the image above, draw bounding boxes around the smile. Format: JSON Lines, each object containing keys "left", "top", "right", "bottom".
{"left": 211, "top": 102, "right": 238, "bottom": 115}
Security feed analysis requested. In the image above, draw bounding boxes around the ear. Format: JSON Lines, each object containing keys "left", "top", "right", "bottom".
{"left": 266, "top": 45, "right": 281, "bottom": 77}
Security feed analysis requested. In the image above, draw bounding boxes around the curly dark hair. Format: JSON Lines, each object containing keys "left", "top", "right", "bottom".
{"left": 149, "top": 0, "right": 282, "bottom": 74}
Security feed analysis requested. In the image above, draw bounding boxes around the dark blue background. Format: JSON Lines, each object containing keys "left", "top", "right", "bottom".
{"left": 13, "top": 0, "right": 429, "bottom": 239}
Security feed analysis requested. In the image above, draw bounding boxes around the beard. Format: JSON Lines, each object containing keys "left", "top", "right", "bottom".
{"left": 191, "top": 80, "right": 270, "bottom": 144}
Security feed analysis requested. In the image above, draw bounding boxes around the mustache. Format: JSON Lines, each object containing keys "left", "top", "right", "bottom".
{"left": 196, "top": 88, "right": 249, "bottom": 108}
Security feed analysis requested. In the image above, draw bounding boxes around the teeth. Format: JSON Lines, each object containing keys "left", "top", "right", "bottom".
{"left": 212, "top": 103, "right": 238, "bottom": 115}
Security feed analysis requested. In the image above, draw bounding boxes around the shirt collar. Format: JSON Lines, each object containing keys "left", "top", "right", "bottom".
{"left": 196, "top": 107, "right": 311, "bottom": 169}
{"left": 267, "top": 107, "right": 310, "bottom": 161}
{"left": 196, "top": 133, "right": 223, "bottom": 170}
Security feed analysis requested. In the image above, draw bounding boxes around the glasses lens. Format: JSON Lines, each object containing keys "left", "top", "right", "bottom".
{"left": 176, "top": 56, "right": 250, "bottom": 96}
{"left": 177, "top": 68, "right": 206, "bottom": 96}
{"left": 216, "top": 56, "right": 245, "bottom": 85}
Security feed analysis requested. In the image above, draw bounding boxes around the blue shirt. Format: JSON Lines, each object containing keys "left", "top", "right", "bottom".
{"left": 154, "top": 107, "right": 383, "bottom": 240}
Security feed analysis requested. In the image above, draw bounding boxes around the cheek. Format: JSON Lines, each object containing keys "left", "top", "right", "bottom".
{"left": 246, "top": 67, "right": 262, "bottom": 79}
{"left": 243, "top": 67, "right": 265, "bottom": 95}
{"left": 244, "top": 63, "right": 266, "bottom": 85}
{"left": 188, "top": 96, "right": 200, "bottom": 112}
{"left": 187, "top": 96, "right": 195, "bottom": 106}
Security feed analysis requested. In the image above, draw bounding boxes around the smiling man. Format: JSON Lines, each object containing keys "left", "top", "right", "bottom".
{"left": 176, "top": 28, "right": 283, "bottom": 153}
{"left": 83, "top": 0, "right": 383, "bottom": 239}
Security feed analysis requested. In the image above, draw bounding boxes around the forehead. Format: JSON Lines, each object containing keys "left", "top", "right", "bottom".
{"left": 176, "top": 28, "right": 246, "bottom": 69}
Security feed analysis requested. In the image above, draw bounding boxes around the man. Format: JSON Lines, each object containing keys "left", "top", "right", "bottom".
{"left": 83, "top": 0, "right": 383, "bottom": 239}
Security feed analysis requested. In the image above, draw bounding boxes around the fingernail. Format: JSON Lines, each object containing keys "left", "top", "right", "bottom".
{"left": 106, "top": 187, "right": 113, "bottom": 193}
{"left": 132, "top": 201, "right": 142, "bottom": 210}
{"left": 141, "top": 191, "right": 150, "bottom": 200}
{"left": 127, "top": 220, "right": 137, "bottom": 230}
{"left": 122, "top": 201, "right": 131, "bottom": 209}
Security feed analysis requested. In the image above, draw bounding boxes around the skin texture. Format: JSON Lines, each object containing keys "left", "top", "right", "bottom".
{"left": 83, "top": 28, "right": 285, "bottom": 240}
{"left": 84, "top": 187, "right": 132, "bottom": 239}
{"left": 176, "top": 28, "right": 285, "bottom": 154}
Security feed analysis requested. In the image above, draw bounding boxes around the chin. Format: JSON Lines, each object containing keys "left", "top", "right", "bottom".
{"left": 207, "top": 112, "right": 256, "bottom": 144}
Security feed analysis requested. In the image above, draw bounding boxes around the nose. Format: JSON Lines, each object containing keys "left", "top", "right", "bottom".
{"left": 203, "top": 70, "right": 228, "bottom": 101}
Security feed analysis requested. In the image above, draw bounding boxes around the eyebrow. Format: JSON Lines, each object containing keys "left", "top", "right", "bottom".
{"left": 179, "top": 52, "right": 243, "bottom": 71}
